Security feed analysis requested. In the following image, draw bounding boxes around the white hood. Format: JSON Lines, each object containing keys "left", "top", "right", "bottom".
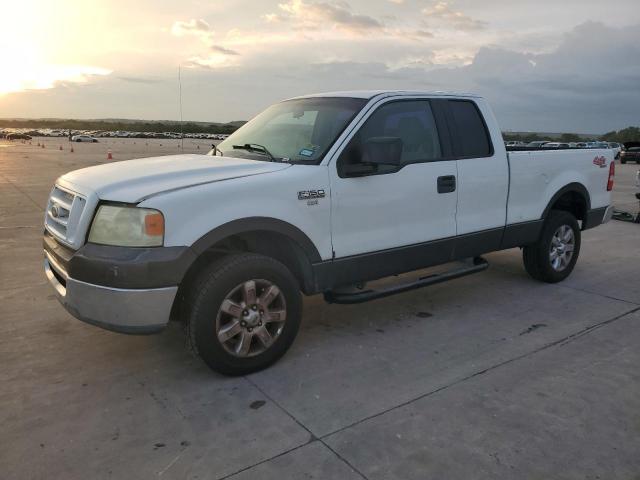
{"left": 58, "top": 154, "right": 291, "bottom": 203}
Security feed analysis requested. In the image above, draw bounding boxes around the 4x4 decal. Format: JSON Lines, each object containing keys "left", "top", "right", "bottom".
{"left": 593, "top": 156, "right": 607, "bottom": 168}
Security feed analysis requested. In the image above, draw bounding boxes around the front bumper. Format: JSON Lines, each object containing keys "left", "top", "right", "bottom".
{"left": 44, "top": 248, "right": 178, "bottom": 335}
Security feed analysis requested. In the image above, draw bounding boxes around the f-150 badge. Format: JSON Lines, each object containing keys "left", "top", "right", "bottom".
{"left": 298, "top": 190, "right": 326, "bottom": 200}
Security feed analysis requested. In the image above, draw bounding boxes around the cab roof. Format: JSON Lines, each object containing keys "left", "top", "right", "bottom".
{"left": 289, "top": 90, "right": 482, "bottom": 101}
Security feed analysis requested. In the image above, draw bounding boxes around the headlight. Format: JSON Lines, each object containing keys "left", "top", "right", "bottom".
{"left": 88, "top": 205, "right": 164, "bottom": 247}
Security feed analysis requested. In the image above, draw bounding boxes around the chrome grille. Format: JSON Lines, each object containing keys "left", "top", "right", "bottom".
{"left": 45, "top": 186, "right": 87, "bottom": 247}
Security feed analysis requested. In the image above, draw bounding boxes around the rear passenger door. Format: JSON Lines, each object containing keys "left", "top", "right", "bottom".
{"left": 441, "top": 98, "right": 509, "bottom": 253}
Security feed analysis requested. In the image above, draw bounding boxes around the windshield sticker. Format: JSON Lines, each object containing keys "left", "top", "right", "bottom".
{"left": 299, "top": 148, "right": 314, "bottom": 157}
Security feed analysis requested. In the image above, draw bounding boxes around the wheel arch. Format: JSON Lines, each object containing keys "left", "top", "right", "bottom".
{"left": 190, "top": 217, "right": 322, "bottom": 262}
{"left": 172, "top": 218, "right": 321, "bottom": 320}
{"left": 541, "top": 182, "right": 591, "bottom": 227}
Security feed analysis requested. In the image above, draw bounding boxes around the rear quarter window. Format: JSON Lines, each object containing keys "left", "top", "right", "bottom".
{"left": 447, "top": 100, "right": 493, "bottom": 158}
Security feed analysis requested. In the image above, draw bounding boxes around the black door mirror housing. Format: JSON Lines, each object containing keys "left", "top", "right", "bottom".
{"left": 362, "top": 136, "right": 403, "bottom": 166}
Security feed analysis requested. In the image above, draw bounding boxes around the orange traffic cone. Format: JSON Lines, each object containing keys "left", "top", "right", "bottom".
{"left": 107, "top": 150, "right": 113, "bottom": 160}
{"left": 59, "top": 145, "right": 63, "bottom": 151}
{"left": 70, "top": 146, "right": 74, "bottom": 153}
{"left": 41, "top": 143, "right": 45, "bottom": 149}
{"left": 37, "top": 142, "right": 40, "bottom": 147}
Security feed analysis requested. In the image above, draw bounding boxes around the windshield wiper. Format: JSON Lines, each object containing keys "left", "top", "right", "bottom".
{"left": 232, "top": 143, "right": 280, "bottom": 162}
{"left": 210, "top": 144, "right": 223, "bottom": 156}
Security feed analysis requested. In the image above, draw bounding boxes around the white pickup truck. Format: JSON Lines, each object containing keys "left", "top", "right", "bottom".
{"left": 43, "top": 90, "right": 615, "bottom": 375}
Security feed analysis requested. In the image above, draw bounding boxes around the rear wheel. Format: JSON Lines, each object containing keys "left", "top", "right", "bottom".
{"left": 184, "top": 253, "right": 302, "bottom": 376}
{"left": 523, "top": 210, "right": 581, "bottom": 283}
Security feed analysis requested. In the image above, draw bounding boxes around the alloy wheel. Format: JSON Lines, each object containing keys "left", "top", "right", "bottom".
{"left": 215, "top": 279, "right": 287, "bottom": 357}
{"left": 549, "top": 225, "right": 575, "bottom": 272}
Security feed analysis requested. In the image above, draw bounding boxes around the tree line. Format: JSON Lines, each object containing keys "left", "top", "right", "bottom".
{"left": 600, "top": 127, "right": 640, "bottom": 144}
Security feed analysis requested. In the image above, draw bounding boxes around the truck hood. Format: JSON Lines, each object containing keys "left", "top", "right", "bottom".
{"left": 58, "top": 154, "right": 291, "bottom": 203}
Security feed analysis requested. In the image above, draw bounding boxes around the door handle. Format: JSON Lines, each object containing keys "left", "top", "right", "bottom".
{"left": 437, "top": 175, "right": 456, "bottom": 193}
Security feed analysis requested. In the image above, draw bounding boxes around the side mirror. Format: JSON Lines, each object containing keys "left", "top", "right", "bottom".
{"left": 362, "top": 136, "right": 403, "bottom": 166}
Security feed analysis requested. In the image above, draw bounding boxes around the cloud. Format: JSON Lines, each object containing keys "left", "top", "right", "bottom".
{"left": 185, "top": 47, "right": 241, "bottom": 69}
{"left": 179, "top": 20, "right": 637, "bottom": 132}
{"left": 210, "top": 45, "right": 240, "bottom": 56}
{"left": 267, "top": 0, "right": 384, "bottom": 33}
{"left": 171, "top": 19, "right": 212, "bottom": 37}
{"left": 172, "top": 19, "right": 241, "bottom": 68}
{"left": 260, "top": 0, "right": 437, "bottom": 44}
{"left": 411, "top": 29, "right": 434, "bottom": 39}
{"left": 422, "top": 2, "right": 487, "bottom": 31}
{"left": 419, "top": 22, "right": 640, "bottom": 132}
{"left": 117, "top": 76, "right": 163, "bottom": 84}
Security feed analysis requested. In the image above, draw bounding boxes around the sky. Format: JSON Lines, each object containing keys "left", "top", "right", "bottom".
{"left": 0, "top": 0, "right": 639, "bottom": 133}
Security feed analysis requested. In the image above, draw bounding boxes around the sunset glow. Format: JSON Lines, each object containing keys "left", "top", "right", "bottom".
{"left": 0, "top": 0, "right": 638, "bottom": 132}
{"left": 0, "top": 51, "right": 111, "bottom": 96}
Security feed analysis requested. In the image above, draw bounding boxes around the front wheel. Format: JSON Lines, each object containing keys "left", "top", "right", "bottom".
{"left": 523, "top": 210, "right": 581, "bottom": 283}
{"left": 184, "top": 253, "right": 302, "bottom": 376}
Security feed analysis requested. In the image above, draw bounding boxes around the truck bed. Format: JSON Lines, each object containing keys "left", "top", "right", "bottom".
{"left": 506, "top": 148, "right": 613, "bottom": 226}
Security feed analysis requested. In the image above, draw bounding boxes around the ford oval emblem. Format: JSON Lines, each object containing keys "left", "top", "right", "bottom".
{"left": 50, "top": 205, "right": 60, "bottom": 218}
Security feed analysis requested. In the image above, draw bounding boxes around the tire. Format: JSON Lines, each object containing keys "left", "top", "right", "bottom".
{"left": 523, "top": 210, "right": 581, "bottom": 283}
{"left": 184, "top": 253, "right": 302, "bottom": 376}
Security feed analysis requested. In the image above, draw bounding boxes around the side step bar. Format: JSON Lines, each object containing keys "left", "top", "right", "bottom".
{"left": 324, "top": 257, "right": 489, "bottom": 305}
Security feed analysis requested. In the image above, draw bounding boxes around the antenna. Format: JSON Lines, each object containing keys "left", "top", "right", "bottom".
{"left": 178, "top": 64, "right": 184, "bottom": 150}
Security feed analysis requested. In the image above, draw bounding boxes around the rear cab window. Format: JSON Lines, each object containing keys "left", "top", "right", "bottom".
{"left": 446, "top": 100, "right": 493, "bottom": 158}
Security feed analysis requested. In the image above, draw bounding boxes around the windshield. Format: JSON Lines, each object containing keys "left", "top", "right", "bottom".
{"left": 211, "top": 97, "right": 367, "bottom": 163}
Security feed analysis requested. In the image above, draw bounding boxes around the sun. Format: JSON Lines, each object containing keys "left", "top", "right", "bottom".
{"left": 0, "top": 0, "right": 111, "bottom": 96}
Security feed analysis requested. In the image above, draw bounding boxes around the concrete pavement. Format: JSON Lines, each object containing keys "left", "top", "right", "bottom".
{"left": 1, "top": 138, "right": 638, "bottom": 479}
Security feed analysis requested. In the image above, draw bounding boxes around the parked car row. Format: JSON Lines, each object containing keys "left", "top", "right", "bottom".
{"left": 505, "top": 140, "right": 626, "bottom": 155}
{"left": 90, "top": 131, "right": 229, "bottom": 140}
{"left": 0, "top": 128, "right": 229, "bottom": 141}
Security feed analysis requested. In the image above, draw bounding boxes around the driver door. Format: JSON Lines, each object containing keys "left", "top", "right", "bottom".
{"left": 328, "top": 98, "right": 458, "bottom": 274}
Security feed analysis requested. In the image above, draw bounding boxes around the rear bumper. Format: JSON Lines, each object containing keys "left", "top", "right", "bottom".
{"left": 44, "top": 250, "right": 177, "bottom": 334}
{"left": 583, "top": 205, "right": 614, "bottom": 230}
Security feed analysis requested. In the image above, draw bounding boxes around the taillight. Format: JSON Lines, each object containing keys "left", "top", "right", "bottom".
{"left": 607, "top": 161, "right": 615, "bottom": 191}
